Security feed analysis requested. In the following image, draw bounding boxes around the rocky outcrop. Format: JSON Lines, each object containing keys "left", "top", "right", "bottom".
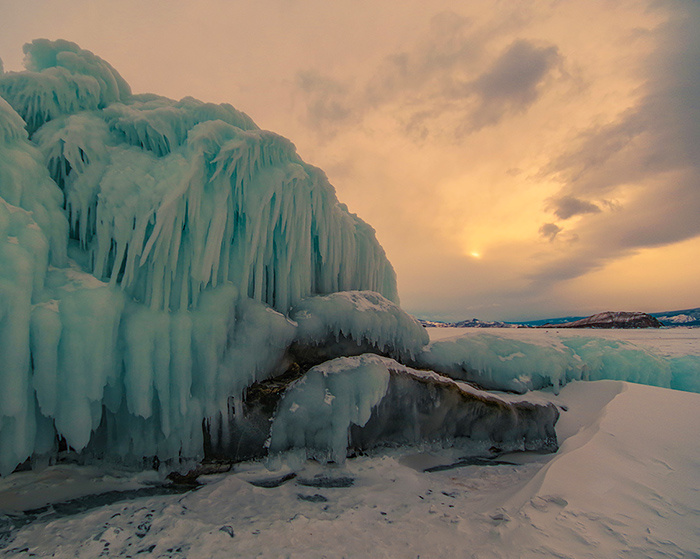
{"left": 206, "top": 355, "right": 559, "bottom": 463}
{"left": 540, "top": 311, "right": 663, "bottom": 329}
{"left": 350, "top": 359, "right": 559, "bottom": 455}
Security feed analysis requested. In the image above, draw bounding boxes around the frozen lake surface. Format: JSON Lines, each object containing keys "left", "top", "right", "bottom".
{"left": 428, "top": 326, "right": 700, "bottom": 356}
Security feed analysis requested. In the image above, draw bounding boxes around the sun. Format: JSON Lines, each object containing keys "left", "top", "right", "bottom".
{"left": 470, "top": 251, "right": 481, "bottom": 258}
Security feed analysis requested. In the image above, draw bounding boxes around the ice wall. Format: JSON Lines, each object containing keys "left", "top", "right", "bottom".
{"left": 419, "top": 333, "right": 577, "bottom": 393}
{"left": 419, "top": 332, "right": 699, "bottom": 394}
{"left": 0, "top": 96, "right": 68, "bottom": 265}
{"left": 0, "top": 39, "right": 398, "bottom": 474}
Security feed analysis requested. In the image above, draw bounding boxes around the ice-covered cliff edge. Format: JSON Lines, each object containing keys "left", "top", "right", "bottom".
{"left": 0, "top": 39, "right": 400, "bottom": 474}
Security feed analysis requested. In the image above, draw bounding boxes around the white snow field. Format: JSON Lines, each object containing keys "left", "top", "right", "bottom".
{"left": 1, "top": 377, "right": 698, "bottom": 558}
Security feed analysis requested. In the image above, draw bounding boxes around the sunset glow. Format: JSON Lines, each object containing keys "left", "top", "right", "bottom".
{"left": 1, "top": 0, "right": 697, "bottom": 321}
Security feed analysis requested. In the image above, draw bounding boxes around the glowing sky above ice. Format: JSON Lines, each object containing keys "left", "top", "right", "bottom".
{"left": 2, "top": 0, "right": 698, "bottom": 321}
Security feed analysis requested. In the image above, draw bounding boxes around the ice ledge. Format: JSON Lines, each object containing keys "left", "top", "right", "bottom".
{"left": 210, "top": 354, "right": 559, "bottom": 464}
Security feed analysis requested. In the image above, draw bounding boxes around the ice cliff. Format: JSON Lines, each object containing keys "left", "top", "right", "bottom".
{"left": 0, "top": 40, "right": 401, "bottom": 474}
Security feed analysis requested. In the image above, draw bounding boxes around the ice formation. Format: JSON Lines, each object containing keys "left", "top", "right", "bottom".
{"left": 419, "top": 332, "right": 700, "bottom": 394}
{"left": 269, "top": 354, "right": 391, "bottom": 462}
{"left": 0, "top": 40, "right": 400, "bottom": 475}
{"left": 268, "top": 354, "right": 559, "bottom": 463}
{"left": 0, "top": 39, "right": 131, "bottom": 135}
{"left": 290, "top": 290, "right": 429, "bottom": 364}
{"left": 6, "top": 38, "right": 689, "bottom": 478}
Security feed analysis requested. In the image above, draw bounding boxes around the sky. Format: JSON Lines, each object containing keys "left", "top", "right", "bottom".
{"left": 1, "top": 0, "right": 698, "bottom": 321}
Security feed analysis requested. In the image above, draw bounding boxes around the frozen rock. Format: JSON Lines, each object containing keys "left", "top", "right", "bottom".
{"left": 350, "top": 358, "right": 559, "bottom": 456}
{"left": 290, "top": 291, "right": 429, "bottom": 367}
{"left": 218, "top": 355, "right": 558, "bottom": 464}
{"left": 241, "top": 354, "right": 559, "bottom": 462}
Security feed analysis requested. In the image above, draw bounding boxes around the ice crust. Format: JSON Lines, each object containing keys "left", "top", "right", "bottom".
{"left": 291, "top": 291, "right": 429, "bottom": 363}
{"left": 0, "top": 40, "right": 398, "bottom": 475}
{"left": 419, "top": 332, "right": 700, "bottom": 394}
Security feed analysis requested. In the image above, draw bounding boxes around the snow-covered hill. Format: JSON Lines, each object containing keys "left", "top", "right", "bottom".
{"left": 540, "top": 311, "right": 663, "bottom": 329}
{"left": 417, "top": 318, "right": 515, "bottom": 328}
{"left": 653, "top": 307, "right": 700, "bottom": 327}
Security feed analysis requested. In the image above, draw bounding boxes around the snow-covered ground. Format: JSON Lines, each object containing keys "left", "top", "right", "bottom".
{"left": 2, "top": 377, "right": 698, "bottom": 557}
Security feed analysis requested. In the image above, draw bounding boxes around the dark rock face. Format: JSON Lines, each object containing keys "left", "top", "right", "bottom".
{"left": 204, "top": 366, "right": 306, "bottom": 462}
{"left": 206, "top": 357, "right": 559, "bottom": 463}
{"left": 349, "top": 364, "right": 559, "bottom": 455}
{"left": 541, "top": 311, "right": 663, "bottom": 329}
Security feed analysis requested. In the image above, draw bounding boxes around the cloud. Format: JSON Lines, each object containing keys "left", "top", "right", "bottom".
{"left": 294, "top": 11, "right": 562, "bottom": 141}
{"left": 363, "top": 11, "right": 479, "bottom": 107}
{"left": 548, "top": 195, "right": 601, "bottom": 220}
{"left": 295, "top": 70, "right": 356, "bottom": 136}
{"left": 539, "top": 222, "right": 562, "bottom": 241}
{"left": 529, "top": 1, "right": 700, "bottom": 285}
{"left": 467, "top": 39, "right": 560, "bottom": 131}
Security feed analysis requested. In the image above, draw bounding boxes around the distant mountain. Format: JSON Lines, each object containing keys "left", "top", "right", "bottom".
{"left": 416, "top": 318, "right": 515, "bottom": 328}
{"left": 651, "top": 307, "right": 700, "bottom": 327}
{"left": 537, "top": 311, "right": 663, "bottom": 329}
{"left": 452, "top": 318, "right": 516, "bottom": 328}
{"left": 418, "top": 306, "right": 700, "bottom": 329}
{"left": 513, "top": 307, "right": 700, "bottom": 328}
{"left": 516, "top": 316, "right": 586, "bottom": 327}
{"left": 417, "top": 319, "right": 452, "bottom": 328}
